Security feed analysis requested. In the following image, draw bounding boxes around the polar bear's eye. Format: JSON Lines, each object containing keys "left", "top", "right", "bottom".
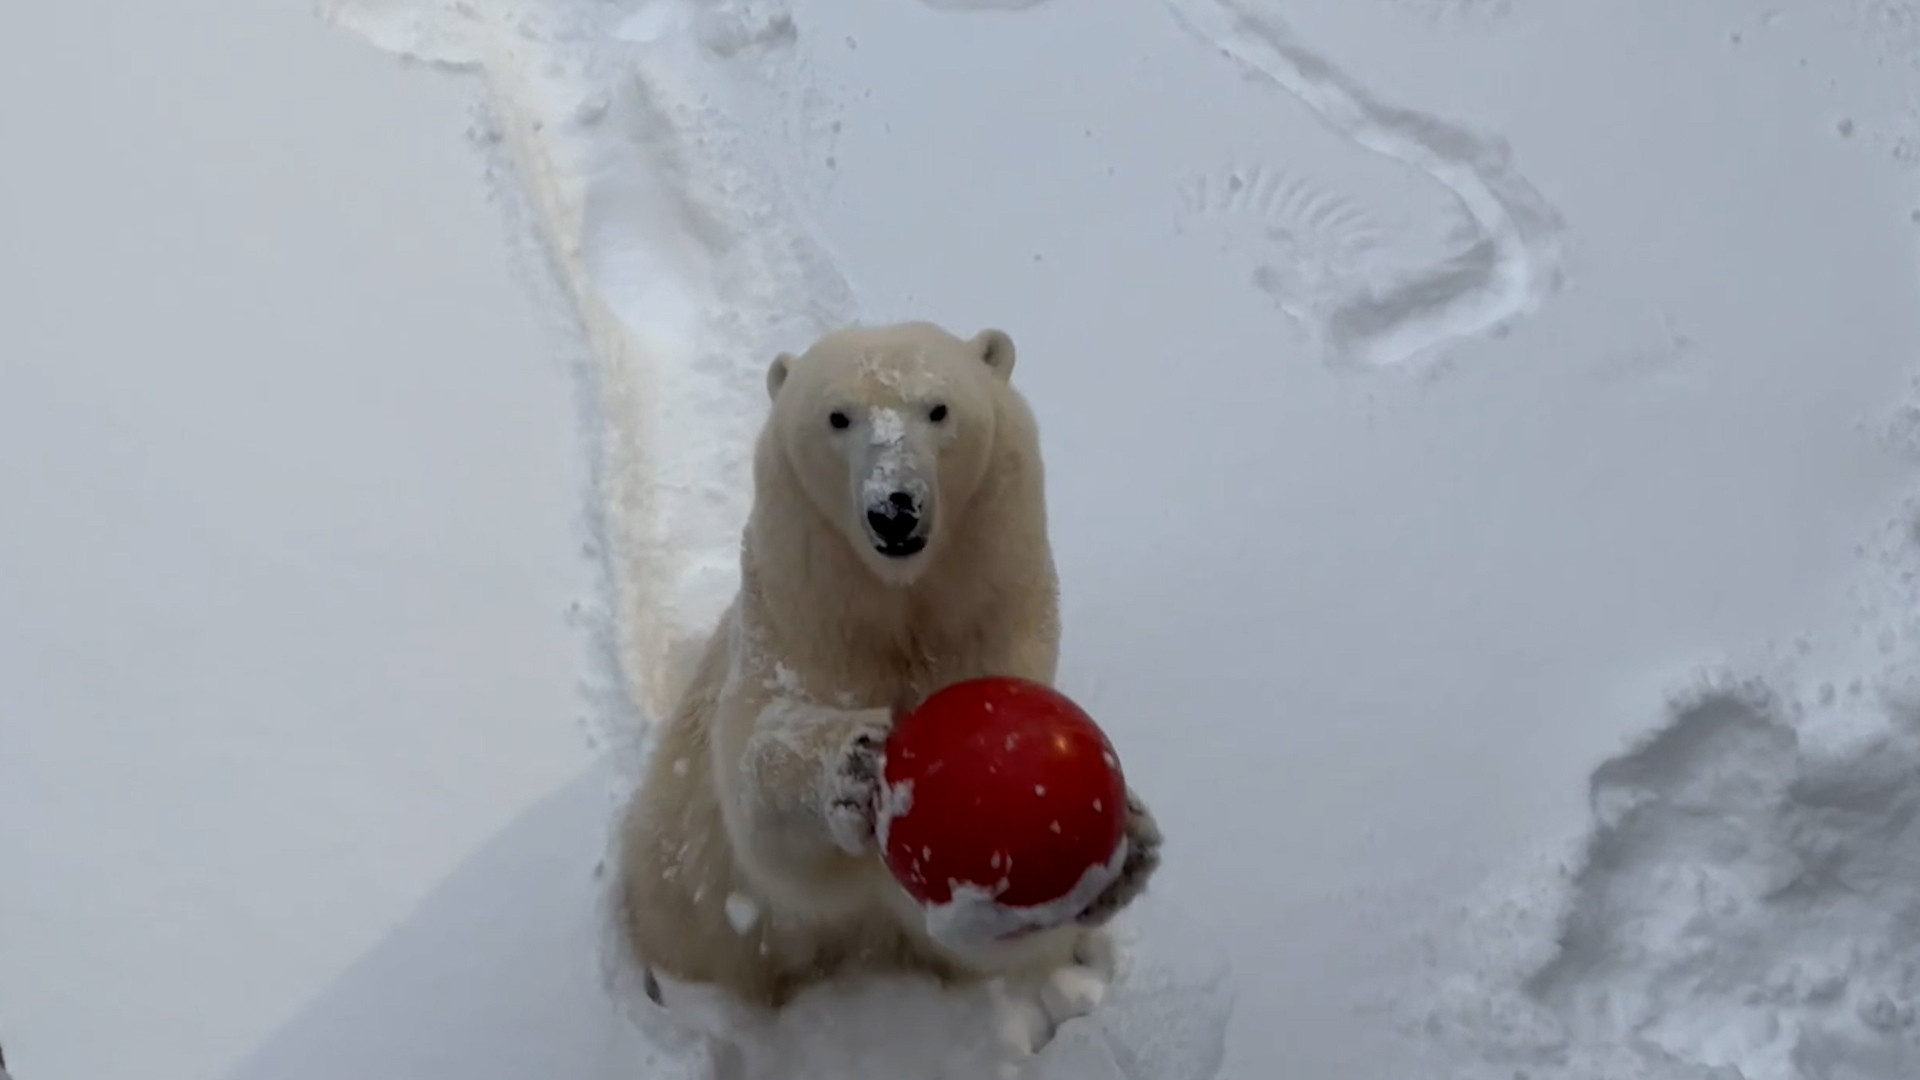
{"left": 928, "top": 404, "right": 949, "bottom": 423}
{"left": 829, "top": 411, "right": 851, "bottom": 430}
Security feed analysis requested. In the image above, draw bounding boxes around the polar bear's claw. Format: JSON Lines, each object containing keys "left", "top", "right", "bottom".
{"left": 824, "top": 723, "right": 888, "bottom": 855}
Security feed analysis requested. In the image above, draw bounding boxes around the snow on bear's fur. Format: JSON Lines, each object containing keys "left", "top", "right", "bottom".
{"left": 613, "top": 320, "right": 1163, "bottom": 1015}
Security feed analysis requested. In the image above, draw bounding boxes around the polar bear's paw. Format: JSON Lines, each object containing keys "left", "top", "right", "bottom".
{"left": 1074, "top": 787, "right": 1163, "bottom": 928}
{"left": 823, "top": 720, "right": 889, "bottom": 856}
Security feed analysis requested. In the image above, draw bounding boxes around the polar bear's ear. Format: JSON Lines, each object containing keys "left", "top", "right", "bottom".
{"left": 971, "top": 329, "right": 1015, "bottom": 382}
{"left": 766, "top": 352, "right": 795, "bottom": 400}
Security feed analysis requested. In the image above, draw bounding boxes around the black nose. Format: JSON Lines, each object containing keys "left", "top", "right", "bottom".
{"left": 866, "top": 491, "right": 921, "bottom": 546}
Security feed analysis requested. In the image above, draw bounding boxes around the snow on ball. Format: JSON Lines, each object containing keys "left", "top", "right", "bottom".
{"left": 878, "top": 676, "right": 1128, "bottom": 946}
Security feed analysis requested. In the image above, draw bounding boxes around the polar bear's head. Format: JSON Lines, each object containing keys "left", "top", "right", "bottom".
{"left": 765, "top": 321, "right": 1017, "bottom": 586}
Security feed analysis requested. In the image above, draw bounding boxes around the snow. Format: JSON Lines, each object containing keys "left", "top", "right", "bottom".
{"left": 6, "top": 0, "right": 1920, "bottom": 1078}
{"left": 1407, "top": 497, "right": 1920, "bottom": 1080}
{"left": 920, "top": 838, "right": 1129, "bottom": 950}
{"left": 638, "top": 919, "right": 1227, "bottom": 1078}
{"left": 722, "top": 892, "right": 760, "bottom": 933}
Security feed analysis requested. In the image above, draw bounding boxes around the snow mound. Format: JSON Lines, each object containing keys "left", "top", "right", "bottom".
{"left": 1432, "top": 685, "right": 1920, "bottom": 1078}
{"left": 630, "top": 908, "right": 1231, "bottom": 1080}
{"left": 1543, "top": 681, "right": 1920, "bottom": 1079}
{"left": 1409, "top": 492, "right": 1920, "bottom": 1080}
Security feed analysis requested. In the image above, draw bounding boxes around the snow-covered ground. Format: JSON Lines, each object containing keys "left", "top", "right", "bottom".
{"left": 6, "top": 0, "right": 1920, "bottom": 1077}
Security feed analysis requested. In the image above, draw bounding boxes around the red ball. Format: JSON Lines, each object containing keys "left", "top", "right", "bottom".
{"left": 877, "top": 676, "right": 1128, "bottom": 916}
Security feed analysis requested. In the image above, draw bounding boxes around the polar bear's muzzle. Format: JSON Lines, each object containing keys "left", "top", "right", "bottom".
{"left": 863, "top": 487, "right": 928, "bottom": 558}
{"left": 854, "top": 410, "right": 935, "bottom": 562}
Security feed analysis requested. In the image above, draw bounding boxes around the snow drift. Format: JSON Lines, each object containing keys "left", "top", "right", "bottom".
{"left": 1414, "top": 490, "right": 1920, "bottom": 1080}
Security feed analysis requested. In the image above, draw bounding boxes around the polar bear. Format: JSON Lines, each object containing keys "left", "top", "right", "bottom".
{"left": 613, "top": 320, "right": 1162, "bottom": 1012}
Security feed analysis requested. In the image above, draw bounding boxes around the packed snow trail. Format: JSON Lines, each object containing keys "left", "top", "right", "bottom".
{"left": 322, "top": 0, "right": 857, "bottom": 727}
{"left": 1152, "top": 0, "right": 1566, "bottom": 371}
{"left": 921, "top": 0, "right": 1566, "bottom": 371}
{"left": 321, "top": 0, "right": 1233, "bottom": 1075}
